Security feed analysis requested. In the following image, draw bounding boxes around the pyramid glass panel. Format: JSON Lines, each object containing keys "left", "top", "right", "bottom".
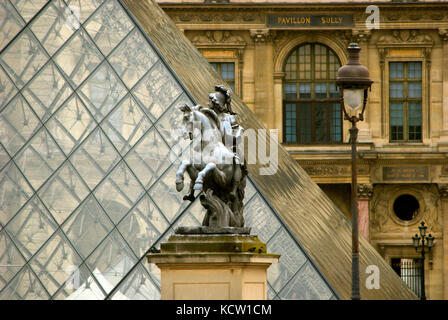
{"left": 0, "top": 143, "right": 11, "bottom": 171}
{"left": 100, "top": 94, "right": 152, "bottom": 156}
{"left": 10, "top": 0, "right": 49, "bottom": 23}
{"left": 0, "top": 265, "right": 50, "bottom": 300}
{"left": 62, "top": 195, "right": 113, "bottom": 259}
{"left": 0, "top": 162, "right": 34, "bottom": 226}
{"left": 124, "top": 128, "right": 173, "bottom": 190}
{"left": 69, "top": 127, "right": 121, "bottom": 190}
{"left": 64, "top": 0, "right": 105, "bottom": 24}
{"left": 132, "top": 62, "right": 182, "bottom": 122}
{"left": 108, "top": 28, "right": 158, "bottom": 90}
{"left": 84, "top": 0, "right": 134, "bottom": 56}
{"left": 5, "top": 196, "right": 57, "bottom": 259}
{"left": 22, "top": 61, "right": 73, "bottom": 121}
{"left": 0, "top": 1, "right": 25, "bottom": 52}
{"left": 54, "top": 28, "right": 103, "bottom": 88}
{"left": 0, "top": 94, "right": 41, "bottom": 158}
{"left": 0, "top": 28, "right": 48, "bottom": 89}
{"left": 276, "top": 261, "right": 334, "bottom": 300}
{"left": 45, "top": 94, "right": 96, "bottom": 156}
{"left": 86, "top": 229, "right": 137, "bottom": 294}
{"left": 94, "top": 160, "right": 144, "bottom": 224}
{"left": 0, "top": 229, "right": 26, "bottom": 291}
{"left": 117, "top": 194, "right": 169, "bottom": 258}
{"left": 38, "top": 161, "right": 90, "bottom": 225}
{"left": 52, "top": 263, "right": 106, "bottom": 300}
{"left": 110, "top": 263, "right": 160, "bottom": 300}
{"left": 0, "top": 65, "right": 18, "bottom": 110}
{"left": 0, "top": 0, "right": 338, "bottom": 300}
{"left": 29, "top": 230, "right": 83, "bottom": 296}
{"left": 78, "top": 61, "right": 127, "bottom": 122}
{"left": 30, "top": 0, "right": 79, "bottom": 56}
{"left": 13, "top": 127, "right": 65, "bottom": 191}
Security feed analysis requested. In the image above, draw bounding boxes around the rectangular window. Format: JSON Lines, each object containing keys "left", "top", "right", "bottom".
{"left": 391, "top": 258, "right": 422, "bottom": 298}
{"left": 210, "top": 62, "right": 235, "bottom": 91}
{"left": 285, "top": 103, "right": 297, "bottom": 143}
{"left": 389, "top": 62, "right": 422, "bottom": 142}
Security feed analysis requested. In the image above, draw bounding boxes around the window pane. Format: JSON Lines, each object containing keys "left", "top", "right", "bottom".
{"left": 314, "top": 45, "right": 327, "bottom": 80}
{"left": 315, "top": 104, "right": 327, "bottom": 142}
{"left": 299, "top": 103, "right": 311, "bottom": 143}
{"left": 299, "top": 83, "right": 311, "bottom": 99}
{"left": 285, "top": 51, "right": 297, "bottom": 80}
{"left": 390, "top": 102, "right": 404, "bottom": 141}
{"left": 210, "top": 63, "right": 217, "bottom": 71}
{"left": 408, "top": 62, "right": 421, "bottom": 79}
{"left": 408, "top": 82, "right": 421, "bottom": 98}
{"left": 285, "top": 103, "right": 297, "bottom": 143}
{"left": 220, "top": 63, "right": 234, "bottom": 80}
{"left": 329, "top": 83, "right": 340, "bottom": 99}
{"left": 328, "top": 51, "right": 340, "bottom": 79}
{"left": 331, "top": 103, "right": 342, "bottom": 142}
{"left": 285, "top": 83, "right": 297, "bottom": 100}
{"left": 408, "top": 102, "right": 422, "bottom": 141}
{"left": 298, "top": 45, "right": 311, "bottom": 80}
{"left": 390, "top": 82, "right": 404, "bottom": 99}
{"left": 390, "top": 63, "right": 404, "bottom": 79}
{"left": 315, "top": 83, "right": 327, "bottom": 99}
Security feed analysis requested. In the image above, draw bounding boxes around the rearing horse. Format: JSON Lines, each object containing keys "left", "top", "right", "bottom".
{"left": 175, "top": 104, "right": 244, "bottom": 228}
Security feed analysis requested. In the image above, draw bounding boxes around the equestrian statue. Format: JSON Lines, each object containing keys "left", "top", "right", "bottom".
{"left": 175, "top": 85, "right": 248, "bottom": 232}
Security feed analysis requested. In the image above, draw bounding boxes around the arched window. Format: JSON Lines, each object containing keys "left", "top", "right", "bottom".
{"left": 283, "top": 43, "right": 342, "bottom": 144}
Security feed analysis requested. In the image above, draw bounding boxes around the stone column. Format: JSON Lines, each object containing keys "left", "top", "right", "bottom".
{"left": 250, "top": 29, "right": 275, "bottom": 129}
{"left": 352, "top": 30, "right": 373, "bottom": 143}
{"left": 438, "top": 29, "right": 448, "bottom": 147}
{"left": 357, "top": 184, "right": 373, "bottom": 241}
{"left": 438, "top": 183, "right": 448, "bottom": 299}
{"left": 273, "top": 72, "right": 285, "bottom": 142}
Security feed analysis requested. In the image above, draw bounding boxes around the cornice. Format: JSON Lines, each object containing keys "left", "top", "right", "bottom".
{"left": 162, "top": 7, "right": 448, "bottom": 28}
{"left": 295, "top": 158, "right": 448, "bottom": 166}
{"left": 159, "top": 3, "right": 448, "bottom": 11}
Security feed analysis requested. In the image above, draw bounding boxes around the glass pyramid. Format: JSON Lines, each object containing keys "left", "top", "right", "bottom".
{"left": 0, "top": 0, "right": 338, "bottom": 300}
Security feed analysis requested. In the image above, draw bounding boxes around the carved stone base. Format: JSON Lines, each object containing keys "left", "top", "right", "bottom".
{"left": 175, "top": 226, "right": 251, "bottom": 235}
{"left": 147, "top": 234, "right": 279, "bottom": 299}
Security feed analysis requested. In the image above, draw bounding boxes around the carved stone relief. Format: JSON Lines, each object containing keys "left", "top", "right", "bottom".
{"left": 377, "top": 30, "right": 434, "bottom": 46}
{"left": 370, "top": 184, "right": 442, "bottom": 234}
{"left": 190, "top": 30, "right": 246, "bottom": 46}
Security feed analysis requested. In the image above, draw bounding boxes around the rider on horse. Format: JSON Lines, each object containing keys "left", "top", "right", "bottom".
{"left": 207, "top": 85, "right": 246, "bottom": 200}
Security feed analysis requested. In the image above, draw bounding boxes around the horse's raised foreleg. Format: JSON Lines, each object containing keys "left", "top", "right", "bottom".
{"left": 175, "top": 160, "right": 190, "bottom": 192}
{"left": 194, "top": 162, "right": 228, "bottom": 191}
{"left": 183, "top": 165, "right": 198, "bottom": 201}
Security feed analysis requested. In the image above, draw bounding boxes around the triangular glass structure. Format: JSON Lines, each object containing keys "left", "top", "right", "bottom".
{"left": 0, "top": 0, "right": 339, "bottom": 299}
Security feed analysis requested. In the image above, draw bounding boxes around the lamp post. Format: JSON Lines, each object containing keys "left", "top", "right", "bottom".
{"left": 336, "top": 43, "right": 372, "bottom": 300}
{"left": 412, "top": 221, "right": 435, "bottom": 300}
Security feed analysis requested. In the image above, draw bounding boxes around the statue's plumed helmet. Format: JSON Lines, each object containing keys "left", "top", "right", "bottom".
{"left": 214, "top": 85, "right": 231, "bottom": 107}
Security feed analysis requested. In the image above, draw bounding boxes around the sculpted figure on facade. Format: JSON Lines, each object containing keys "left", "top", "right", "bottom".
{"left": 175, "top": 85, "right": 248, "bottom": 231}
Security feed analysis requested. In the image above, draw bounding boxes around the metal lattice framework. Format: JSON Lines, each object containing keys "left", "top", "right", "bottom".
{"left": 0, "top": 0, "right": 338, "bottom": 300}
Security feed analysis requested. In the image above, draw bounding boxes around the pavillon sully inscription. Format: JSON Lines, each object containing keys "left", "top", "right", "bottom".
{"left": 267, "top": 14, "right": 354, "bottom": 28}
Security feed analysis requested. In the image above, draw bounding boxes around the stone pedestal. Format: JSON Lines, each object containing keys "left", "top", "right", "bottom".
{"left": 147, "top": 233, "right": 279, "bottom": 300}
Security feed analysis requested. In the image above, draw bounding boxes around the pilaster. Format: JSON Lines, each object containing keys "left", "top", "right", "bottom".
{"left": 357, "top": 183, "right": 373, "bottom": 241}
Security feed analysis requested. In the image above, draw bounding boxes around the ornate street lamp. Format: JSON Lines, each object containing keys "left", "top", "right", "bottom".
{"left": 412, "top": 221, "right": 435, "bottom": 300}
{"left": 336, "top": 43, "right": 373, "bottom": 300}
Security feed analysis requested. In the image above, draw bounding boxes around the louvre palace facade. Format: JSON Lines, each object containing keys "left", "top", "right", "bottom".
{"left": 0, "top": 0, "right": 437, "bottom": 300}
{"left": 156, "top": 0, "right": 448, "bottom": 299}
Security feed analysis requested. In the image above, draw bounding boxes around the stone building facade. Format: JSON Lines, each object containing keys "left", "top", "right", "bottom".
{"left": 157, "top": 0, "right": 448, "bottom": 299}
